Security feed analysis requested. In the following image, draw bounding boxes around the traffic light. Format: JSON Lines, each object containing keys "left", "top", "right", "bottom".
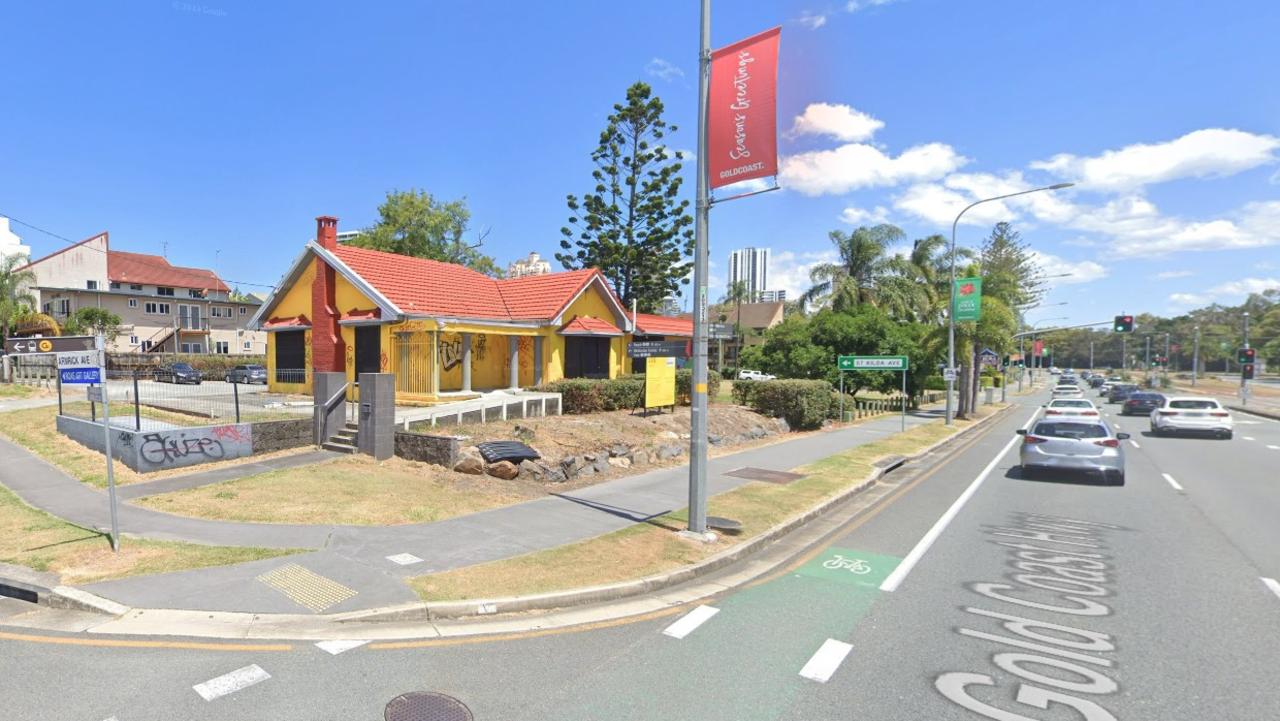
{"left": 1113, "top": 315, "right": 1134, "bottom": 333}
{"left": 1242, "top": 364, "right": 1255, "bottom": 380}
{"left": 1238, "top": 347, "right": 1256, "bottom": 364}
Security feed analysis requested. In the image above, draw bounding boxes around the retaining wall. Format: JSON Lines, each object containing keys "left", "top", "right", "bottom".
{"left": 56, "top": 415, "right": 311, "bottom": 473}
{"left": 394, "top": 431, "right": 461, "bottom": 467}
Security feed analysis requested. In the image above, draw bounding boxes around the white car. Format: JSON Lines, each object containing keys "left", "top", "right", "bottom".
{"left": 1150, "top": 396, "right": 1234, "bottom": 439}
{"left": 1051, "top": 384, "right": 1084, "bottom": 399}
{"left": 737, "top": 369, "right": 776, "bottom": 381}
{"left": 1043, "top": 398, "right": 1101, "bottom": 418}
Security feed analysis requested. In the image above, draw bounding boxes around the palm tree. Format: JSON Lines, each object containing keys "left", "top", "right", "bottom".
{"left": 801, "top": 224, "right": 906, "bottom": 313}
{"left": 885, "top": 234, "right": 975, "bottom": 324}
{"left": 0, "top": 254, "right": 37, "bottom": 344}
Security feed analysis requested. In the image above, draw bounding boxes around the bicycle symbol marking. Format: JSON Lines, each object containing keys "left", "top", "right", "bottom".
{"left": 822, "top": 554, "right": 872, "bottom": 574}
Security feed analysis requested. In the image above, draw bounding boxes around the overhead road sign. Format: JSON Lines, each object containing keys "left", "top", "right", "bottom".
{"left": 4, "top": 335, "right": 95, "bottom": 355}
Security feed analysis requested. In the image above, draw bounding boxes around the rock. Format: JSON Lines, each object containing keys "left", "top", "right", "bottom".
{"left": 608, "top": 443, "right": 630, "bottom": 458}
{"left": 628, "top": 449, "right": 650, "bottom": 466}
{"left": 583, "top": 453, "right": 597, "bottom": 462}
{"left": 656, "top": 444, "right": 684, "bottom": 460}
{"left": 774, "top": 417, "right": 790, "bottom": 433}
{"left": 453, "top": 456, "right": 485, "bottom": 475}
{"left": 748, "top": 426, "right": 767, "bottom": 439}
{"left": 577, "top": 462, "right": 596, "bottom": 477}
{"left": 593, "top": 457, "right": 610, "bottom": 473}
{"left": 513, "top": 424, "right": 536, "bottom": 441}
{"left": 607, "top": 456, "right": 631, "bottom": 469}
{"left": 708, "top": 433, "right": 724, "bottom": 445}
{"left": 486, "top": 460, "right": 520, "bottom": 480}
{"left": 658, "top": 430, "right": 680, "bottom": 440}
{"left": 544, "top": 468, "right": 568, "bottom": 483}
{"left": 462, "top": 445, "right": 482, "bottom": 457}
{"left": 679, "top": 433, "right": 691, "bottom": 440}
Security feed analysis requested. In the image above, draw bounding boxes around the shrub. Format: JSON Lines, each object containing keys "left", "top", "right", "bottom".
{"left": 719, "top": 366, "right": 738, "bottom": 380}
{"left": 740, "top": 379, "right": 833, "bottom": 430}
{"left": 539, "top": 378, "right": 603, "bottom": 414}
{"left": 675, "top": 368, "right": 721, "bottom": 403}
{"left": 732, "top": 378, "right": 759, "bottom": 406}
{"left": 598, "top": 376, "right": 645, "bottom": 410}
{"left": 538, "top": 370, "right": 720, "bottom": 414}
{"left": 923, "top": 375, "right": 947, "bottom": 391}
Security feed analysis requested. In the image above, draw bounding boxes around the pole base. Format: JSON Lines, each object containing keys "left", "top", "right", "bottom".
{"left": 677, "top": 529, "right": 719, "bottom": 544}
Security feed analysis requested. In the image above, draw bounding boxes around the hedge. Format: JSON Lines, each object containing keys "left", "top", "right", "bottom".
{"left": 736, "top": 379, "right": 834, "bottom": 430}
{"left": 922, "top": 375, "right": 947, "bottom": 391}
{"left": 538, "top": 370, "right": 721, "bottom": 414}
{"left": 107, "top": 352, "right": 268, "bottom": 375}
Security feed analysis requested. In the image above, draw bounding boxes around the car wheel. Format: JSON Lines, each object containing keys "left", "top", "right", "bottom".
{"left": 1222, "top": 431, "right": 1233, "bottom": 440}
{"left": 1109, "top": 471, "right": 1126, "bottom": 486}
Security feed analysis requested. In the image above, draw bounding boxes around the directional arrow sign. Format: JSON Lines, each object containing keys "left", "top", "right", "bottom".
{"left": 838, "top": 355, "right": 908, "bottom": 371}
{"left": 3, "top": 335, "right": 96, "bottom": 355}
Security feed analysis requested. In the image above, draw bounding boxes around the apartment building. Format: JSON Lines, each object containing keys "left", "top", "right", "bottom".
{"left": 19, "top": 231, "right": 265, "bottom": 354}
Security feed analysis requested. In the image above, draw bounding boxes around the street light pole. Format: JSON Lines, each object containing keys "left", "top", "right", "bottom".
{"left": 945, "top": 183, "right": 1074, "bottom": 425}
{"left": 1192, "top": 325, "right": 1200, "bottom": 386}
{"left": 1242, "top": 311, "right": 1250, "bottom": 405}
{"left": 685, "top": 0, "right": 712, "bottom": 537}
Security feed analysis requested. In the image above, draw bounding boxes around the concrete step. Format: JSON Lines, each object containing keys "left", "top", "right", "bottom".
{"left": 344, "top": 422, "right": 358, "bottom": 431}
{"left": 321, "top": 441, "right": 357, "bottom": 454}
{"left": 333, "top": 429, "right": 357, "bottom": 442}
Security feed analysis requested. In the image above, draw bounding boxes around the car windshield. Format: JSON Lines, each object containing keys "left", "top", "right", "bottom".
{"left": 1130, "top": 393, "right": 1162, "bottom": 400}
{"left": 1032, "top": 422, "right": 1110, "bottom": 439}
{"left": 247, "top": 365, "right": 265, "bottom": 371}
{"left": 1050, "top": 400, "right": 1092, "bottom": 408}
{"left": 1170, "top": 400, "right": 1220, "bottom": 409}
{"left": 172, "top": 364, "right": 194, "bottom": 371}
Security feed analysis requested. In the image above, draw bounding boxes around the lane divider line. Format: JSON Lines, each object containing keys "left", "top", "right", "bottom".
{"left": 662, "top": 605, "right": 719, "bottom": 639}
{"left": 1262, "top": 577, "right": 1280, "bottom": 601}
{"left": 1242, "top": 436, "right": 1256, "bottom": 441}
{"left": 193, "top": 664, "right": 271, "bottom": 702}
{"left": 799, "top": 639, "right": 853, "bottom": 683}
{"left": 1162, "top": 473, "right": 1184, "bottom": 491}
{"left": 315, "top": 639, "right": 369, "bottom": 655}
{"left": 1129, "top": 440, "right": 1141, "bottom": 449}
{"left": 879, "top": 407, "right": 1039, "bottom": 593}
{"left": 1268, "top": 445, "right": 1280, "bottom": 451}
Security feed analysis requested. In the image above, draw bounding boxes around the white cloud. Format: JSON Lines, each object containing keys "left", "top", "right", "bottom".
{"left": 795, "top": 10, "right": 828, "bottom": 29}
{"left": 840, "top": 205, "right": 891, "bottom": 225}
{"left": 718, "top": 177, "right": 774, "bottom": 194}
{"left": 847, "top": 0, "right": 901, "bottom": 12}
{"left": 1101, "top": 199, "right": 1280, "bottom": 257}
{"left": 1031, "top": 128, "right": 1280, "bottom": 191}
{"left": 1169, "top": 277, "right": 1280, "bottom": 306}
{"left": 1155, "top": 270, "right": 1194, "bottom": 279}
{"left": 645, "top": 58, "right": 684, "bottom": 82}
{"left": 1028, "top": 250, "right": 1107, "bottom": 285}
{"left": 893, "top": 183, "right": 1008, "bottom": 226}
{"left": 767, "top": 250, "right": 838, "bottom": 299}
{"left": 789, "top": 103, "right": 884, "bottom": 142}
{"left": 782, "top": 142, "right": 966, "bottom": 196}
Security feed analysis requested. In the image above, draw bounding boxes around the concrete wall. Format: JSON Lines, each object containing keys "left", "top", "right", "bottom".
{"left": 393, "top": 431, "right": 460, "bottom": 467}
{"left": 250, "top": 418, "right": 312, "bottom": 454}
{"left": 57, "top": 415, "right": 308, "bottom": 473}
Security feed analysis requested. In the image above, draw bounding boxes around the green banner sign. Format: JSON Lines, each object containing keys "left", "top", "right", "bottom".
{"left": 953, "top": 276, "right": 983, "bottom": 322}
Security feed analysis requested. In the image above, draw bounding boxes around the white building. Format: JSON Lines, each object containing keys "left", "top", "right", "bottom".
{"left": 758, "top": 289, "right": 786, "bottom": 303}
{"left": 728, "top": 247, "right": 770, "bottom": 300}
{"left": 507, "top": 251, "right": 552, "bottom": 278}
{"left": 0, "top": 217, "right": 32, "bottom": 262}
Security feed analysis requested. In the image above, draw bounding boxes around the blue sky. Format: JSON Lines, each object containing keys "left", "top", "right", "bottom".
{"left": 3, "top": 0, "right": 1277, "bottom": 326}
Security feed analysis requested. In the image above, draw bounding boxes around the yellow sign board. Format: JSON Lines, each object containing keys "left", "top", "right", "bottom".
{"left": 645, "top": 356, "right": 676, "bottom": 408}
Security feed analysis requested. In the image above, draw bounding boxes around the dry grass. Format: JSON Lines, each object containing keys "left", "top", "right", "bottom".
{"left": 0, "top": 384, "right": 51, "bottom": 399}
{"left": 1172, "top": 376, "right": 1280, "bottom": 400}
{"left": 0, "top": 482, "right": 296, "bottom": 585}
{"left": 134, "top": 455, "right": 548, "bottom": 525}
{"left": 409, "top": 409, "right": 997, "bottom": 602}
{"left": 0, "top": 404, "right": 316, "bottom": 488}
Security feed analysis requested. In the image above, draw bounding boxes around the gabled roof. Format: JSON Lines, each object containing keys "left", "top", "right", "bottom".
{"left": 108, "top": 251, "right": 230, "bottom": 292}
{"left": 629, "top": 312, "right": 693, "bottom": 337}
{"left": 558, "top": 315, "right": 623, "bottom": 336}
{"left": 496, "top": 268, "right": 603, "bottom": 320}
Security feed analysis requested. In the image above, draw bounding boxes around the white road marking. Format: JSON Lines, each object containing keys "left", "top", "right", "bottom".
{"left": 1162, "top": 473, "right": 1184, "bottom": 491}
{"left": 1262, "top": 577, "right": 1280, "bottom": 601}
{"left": 1243, "top": 436, "right": 1256, "bottom": 441}
{"left": 193, "top": 665, "right": 271, "bottom": 701}
{"left": 880, "top": 408, "right": 1039, "bottom": 593}
{"left": 315, "top": 639, "right": 369, "bottom": 655}
{"left": 385, "top": 553, "right": 424, "bottom": 566}
{"left": 662, "top": 605, "right": 720, "bottom": 639}
{"left": 799, "top": 639, "right": 854, "bottom": 683}
{"left": 1268, "top": 445, "right": 1280, "bottom": 451}
{"left": 1129, "top": 440, "right": 1140, "bottom": 449}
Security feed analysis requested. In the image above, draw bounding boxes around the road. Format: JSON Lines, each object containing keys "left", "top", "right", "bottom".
{"left": 3, "top": 387, "right": 1280, "bottom": 720}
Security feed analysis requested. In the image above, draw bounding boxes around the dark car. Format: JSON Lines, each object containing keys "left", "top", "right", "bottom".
{"left": 1089, "top": 376, "right": 1107, "bottom": 388}
{"left": 1107, "top": 383, "right": 1140, "bottom": 403}
{"left": 225, "top": 364, "right": 267, "bottom": 384}
{"left": 155, "top": 362, "right": 202, "bottom": 385}
{"left": 1121, "top": 391, "right": 1164, "bottom": 415}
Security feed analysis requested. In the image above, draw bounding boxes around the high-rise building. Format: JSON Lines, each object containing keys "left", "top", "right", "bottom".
{"left": 758, "top": 289, "right": 786, "bottom": 303}
{"left": 657, "top": 296, "right": 683, "bottom": 316}
{"left": 0, "top": 217, "right": 32, "bottom": 261}
{"left": 727, "top": 247, "right": 769, "bottom": 300}
{"left": 507, "top": 251, "right": 552, "bottom": 278}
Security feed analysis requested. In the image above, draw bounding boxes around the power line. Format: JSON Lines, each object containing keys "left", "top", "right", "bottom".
{"left": 1, "top": 213, "right": 279, "bottom": 290}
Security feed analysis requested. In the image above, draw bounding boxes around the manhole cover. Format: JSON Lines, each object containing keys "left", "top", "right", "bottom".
{"left": 385, "top": 692, "right": 474, "bottom": 721}
{"left": 724, "top": 466, "right": 805, "bottom": 484}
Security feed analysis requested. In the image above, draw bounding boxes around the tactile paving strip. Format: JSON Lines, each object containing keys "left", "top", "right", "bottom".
{"left": 256, "top": 563, "right": 357, "bottom": 613}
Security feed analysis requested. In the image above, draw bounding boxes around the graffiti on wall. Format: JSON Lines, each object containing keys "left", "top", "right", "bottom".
{"left": 440, "top": 337, "right": 464, "bottom": 371}
{"left": 132, "top": 425, "right": 253, "bottom": 471}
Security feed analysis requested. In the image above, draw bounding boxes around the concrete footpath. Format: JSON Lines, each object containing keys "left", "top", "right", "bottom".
{"left": 1, "top": 400, "right": 979, "bottom": 617}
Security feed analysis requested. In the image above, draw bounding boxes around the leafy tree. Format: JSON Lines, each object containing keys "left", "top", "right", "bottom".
{"left": 0, "top": 254, "right": 37, "bottom": 343}
{"left": 557, "top": 82, "right": 694, "bottom": 312}
{"left": 63, "top": 307, "right": 123, "bottom": 343}
{"left": 346, "top": 189, "right": 500, "bottom": 276}
{"left": 720, "top": 280, "right": 750, "bottom": 304}
{"left": 980, "top": 222, "right": 1044, "bottom": 311}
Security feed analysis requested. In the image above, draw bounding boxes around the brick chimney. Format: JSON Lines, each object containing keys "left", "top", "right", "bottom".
{"left": 311, "top": 215, "right": 346, "bottom": 373}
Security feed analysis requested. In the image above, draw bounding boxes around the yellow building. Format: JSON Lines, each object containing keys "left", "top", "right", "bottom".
{"left": 250, "top": 217, "right": 691, "bottom": 402}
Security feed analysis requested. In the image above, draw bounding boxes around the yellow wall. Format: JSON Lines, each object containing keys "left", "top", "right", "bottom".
{"left": 265, "top": 259, "right": 316, "bottom": 395}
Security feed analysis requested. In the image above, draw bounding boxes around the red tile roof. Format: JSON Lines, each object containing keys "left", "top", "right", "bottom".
{"left": 263, "top": 314, "right": 311, "bottom": 329}
{"left": 330, "top": 245, "right": 622, "bottom": 323}
{"left": 339, "top": 308, "right": 381, "bottom": 322}
{"left": 629, "top": 312, "right": 693, "bottom": 337}
{"left": 558, "top": 315, "right": 623, "bottom": 336}
{"left": 108, "top": 251, "right": 230, "bottom": 293}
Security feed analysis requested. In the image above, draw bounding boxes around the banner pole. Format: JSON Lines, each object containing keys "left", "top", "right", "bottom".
{"left": 686, "top": 0, "right": 712, "bottom": 537}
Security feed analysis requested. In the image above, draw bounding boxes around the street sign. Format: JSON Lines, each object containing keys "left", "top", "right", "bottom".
{"left": 942, "top": 367, "right": 957, "bottom": 382}
{"left": 707, "top": 323, "right": 735, "bottom": 340}
{"left": 56, "top": 350, "right": 100, "bottom": 369}
{"left": 3, "top": 335, "right": 96, "bottom": 355}
{"left": 628, "top": 340, "right": 690, "bottom": 358}
{"left": 61, "top": 367, "right": 103, "bottom": 385}
{"left": 838, "top": 355, "right": 908, "bottom": 371}
{"left": 86, "top": 385, "right": 105, "bottom": 402}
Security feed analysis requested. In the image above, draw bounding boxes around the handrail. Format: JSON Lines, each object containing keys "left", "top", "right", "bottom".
{"left": 322, "top": 383, "right": 349, "bottom": 412}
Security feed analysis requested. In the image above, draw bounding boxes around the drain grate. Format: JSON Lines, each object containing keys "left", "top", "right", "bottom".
{"left": 724, "top": 466, "right": 806, "bottom": 485}
{"left": 385, "top": 692, "right": 474, "bottom": 721}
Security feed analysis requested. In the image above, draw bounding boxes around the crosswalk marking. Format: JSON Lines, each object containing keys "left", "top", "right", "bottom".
{"left": 193, "top": 665, "right": 271, "bottom": 701}
{"left": 799, "top": 639, "right": 853, "bottom": 683}
{"left": 662, "top": 605, "right": 719, "bottom": 639}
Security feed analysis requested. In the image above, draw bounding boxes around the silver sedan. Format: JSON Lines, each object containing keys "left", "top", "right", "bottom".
{"left": 1017, "top": 418, "right": 1129, "bottom": 485}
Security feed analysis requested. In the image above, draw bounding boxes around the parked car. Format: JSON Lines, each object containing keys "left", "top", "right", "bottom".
{"left": 1120, "top": 392, "right": 1164, "bottom": 416}
{"left": 155, "top": 362, "right": 202, "bottom": 385}
{"left": 737, "top": 369, "right": 776, "bottom": 381}
{"left": 1017, "top": 418, "right": 1128, "bottom": 485}
{"left": 225, "top": 364, "right": 267, "bottom": 384}
{"left": 1051, "top": 384, "right": 1084, "bottom": 399}
{"left": 1107, "top": 383, "right": 1140, "bottom": 403}
{"left": 1150, "top": 396, "right": 1234, "bottom": 439}
{"left": 1042, "top": 398, "right": 1101, "bottom": 418}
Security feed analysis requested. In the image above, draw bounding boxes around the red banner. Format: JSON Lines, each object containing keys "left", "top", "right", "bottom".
{"left": 708, "top": 26, "right": 781, "bottom": 189}
{"left": 1033, "top": 340, "right": 1045, "bottom": 357}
